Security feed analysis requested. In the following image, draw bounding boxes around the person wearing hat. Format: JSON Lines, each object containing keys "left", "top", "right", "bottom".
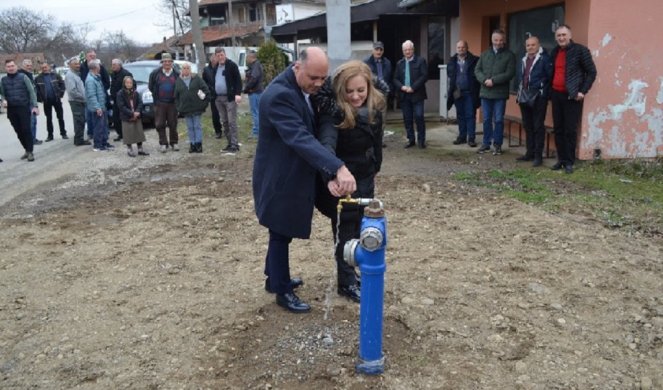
{"left": 364, "top": 41, "right": 393, "bottom": 97}
{"left": 148, "top": 53, "right": 180, "bottom": 152}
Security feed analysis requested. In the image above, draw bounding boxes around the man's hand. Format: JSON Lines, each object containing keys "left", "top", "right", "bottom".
{"left": 333, "top": 165, "right": 356, "bottom": 196}
{"left": 235, "top": 95, "right": 242, "bottom": 104}
{"left": 575, "top": 92, "right": 585, "bottom": 101}
{"left": 96, "top": 108, "right": 103, "bottom": 117}
{"left": 484, "top": 79, "right": 494, "bottom": 87}
{"left": 32, "top": 107, "right": 39, "bottom": 115}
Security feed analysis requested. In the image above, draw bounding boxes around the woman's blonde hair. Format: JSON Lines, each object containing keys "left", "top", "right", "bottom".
{"left": 332, "top": 60, "right": 385, "bottom": 129}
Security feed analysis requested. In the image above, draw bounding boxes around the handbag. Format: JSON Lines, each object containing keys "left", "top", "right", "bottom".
{"left": 516, "top": 85, "right": 540, "bottom": 107}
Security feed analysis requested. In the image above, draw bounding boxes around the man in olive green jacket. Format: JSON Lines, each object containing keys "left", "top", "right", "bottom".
{"left": 474, "top": 30, "right": 516, "bottom": 155}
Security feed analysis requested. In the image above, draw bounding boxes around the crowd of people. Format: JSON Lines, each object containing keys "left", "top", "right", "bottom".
{"left": 446, "top": 25, "right": 596, "bottom": 173}
{"left": 1, "top": 30, "right": 596, "bottom": 312}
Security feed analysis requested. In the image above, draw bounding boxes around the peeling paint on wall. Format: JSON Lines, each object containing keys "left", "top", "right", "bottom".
{"left": 657, "top": 77, "right": 663, "bottom": 104}
{"left": 585, "top": 80, "right": 663, "bottom": 158}
{"left": 601, "top": 33, "right": 613, "bottom": 47}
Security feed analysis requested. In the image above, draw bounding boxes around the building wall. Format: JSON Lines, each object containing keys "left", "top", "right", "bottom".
{"left": 459, "top": 0, "right": 663, "bottom": 159}
{"left": 581, "top": 0, "right": 663, "bottom": 158}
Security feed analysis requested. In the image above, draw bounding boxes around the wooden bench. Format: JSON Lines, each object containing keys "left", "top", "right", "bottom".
{"left": 503, "top": 115, "right": 556, "bottom": 158}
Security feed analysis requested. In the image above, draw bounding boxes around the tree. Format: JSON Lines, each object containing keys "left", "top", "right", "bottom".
{"left": 257, "top": 40, "right": 287, "bottom": 86}
{"left": 0, "top": 7, "right": 53, "bottom": 53}
{"left": 156, "top": 0, "right": 192, "bottom": 37}
{"left": 103, "top": 31, "right": 141, "bottom": 61}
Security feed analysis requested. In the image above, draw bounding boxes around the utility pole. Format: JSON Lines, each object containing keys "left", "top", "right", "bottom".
{"left": 326, "top": 0, "right": 351, "bottom": 72}
{"left": 228, "top": 0, "right": 236, "bottom": 47}
{"left": 190, "top": 0, "right": 206, "bottom": 69}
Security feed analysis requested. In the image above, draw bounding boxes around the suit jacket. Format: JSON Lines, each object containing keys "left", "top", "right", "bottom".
{"left": 252, "top": 66, "right": 344, "bottom": 239}
{"left": 393, "top": 55, "right": 428, "bottom": 102}
{"left": 446, "top": 52, "right": 480, "bottom": 111}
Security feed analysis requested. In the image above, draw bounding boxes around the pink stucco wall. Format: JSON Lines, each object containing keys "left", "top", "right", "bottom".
{"left": 581, "top": 0, "right": 663, "bottom": 159}
{"left": 459, "top": 0, "right": 662, "bottom": 159}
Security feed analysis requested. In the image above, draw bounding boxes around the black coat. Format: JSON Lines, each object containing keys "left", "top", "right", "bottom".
{"left": 393, "top": 55, "right": 428, "bottom": 102}
{"left": 34, "top": 71, "right": 65, "bottom": 102}
{"left": 110, "top": 67, "right": 133, "bottom": 102}
{"left": 364, "top": 55, "right": 393, "bottom": 92}
{"left": 252, "top": 66, "right": 344, "bottom": 239}
{"left": 550, "top": 40, "right": 597, "bottom": 98}
{"left": 115, "top": 88, "right": 143, "bottom": 122}
{"left": 446, "top": 52, "right": 480, "bottom": 111}
{"left": 211, "top": 59, "right": 242, "bottom": 99}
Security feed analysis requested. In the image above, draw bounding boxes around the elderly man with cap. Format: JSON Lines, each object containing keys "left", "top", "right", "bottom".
{"left": 110, "top": 58, "right": 133, "bottom": 142}
{"left": 365, "top": 41, "right": 393, "bottom": 96}
{"left": 148, "top": 53, "right": 180, "bottom": 152}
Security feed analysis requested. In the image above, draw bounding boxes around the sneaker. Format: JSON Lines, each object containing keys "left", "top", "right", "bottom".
{"left": 222, "top": 145, "right": 239, "bottom": 155}
{"left": 26, "top": 152, "right": 35, "bottom": 162}
{"left": 477, "top": 144, "right": 491, "bottom": 154}
{"left": 492, "top": 145, "right": 502, "bottom": 155}
{"left": 171, "top": 144, "right": 179, "bottom": 151}
{"left": 93, "top": 147, "right": 107, "bottom": 152}
{"left": 127, "top": 149, "right": 137, "bottom": 157}
{"left": 160, "top": 145, "right": 168, "bottom": 153}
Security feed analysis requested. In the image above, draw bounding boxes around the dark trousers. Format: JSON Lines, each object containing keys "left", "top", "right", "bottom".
{"left": 90, "top": 110, "right": 108, "bottom": 149}
{"left": 7, "top": 106, "right": 34, "bottom": 153}
{"left": 112, "top": 98, "right": 123, "bottom": 138}
{"left": 315, "top": 175, "right": 375, "bottom": 287}
{"left": 519, "top": 96, "right": 548, "bottom": 159}
{"left": 401, "top": 96, "right": 426, "bottom": 145}
{"left": 264, "top": 230, "right": 294, "bottom": 294}
{"left": 43, "top": 98, "right": 66, "bottom": 137}
{"left": 209, "top": 99, "right": 222, "bottom": 135}
{"left": 155, "top": 102, "right": 178, "bottom": 145}
{"left": 551, "top": 90, "right": 582, "bottom": 166}
{"left": 454, "top": 93, "right": 477, "bottom": 142}
{"left": 69, "top": 101, "right": 86, "bottom": 144}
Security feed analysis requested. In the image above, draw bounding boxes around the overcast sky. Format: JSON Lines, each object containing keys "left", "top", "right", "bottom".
{"left": 2, "top": 0, "right": 175, "bottom": 45}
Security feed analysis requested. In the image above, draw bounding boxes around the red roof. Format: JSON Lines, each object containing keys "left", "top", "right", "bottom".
{"left": 177, "top": 23, "right": 262, "bottom": 45}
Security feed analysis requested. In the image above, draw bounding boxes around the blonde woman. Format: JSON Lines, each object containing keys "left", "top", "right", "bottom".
{"left": 175, "top": 63, "right": 210, "bottom": 153}
{"left": 314, "top": 60, "right": 386, "bottom": 303}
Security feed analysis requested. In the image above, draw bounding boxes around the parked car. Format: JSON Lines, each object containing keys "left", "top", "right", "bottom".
{"left": 122, "top": 60, "right": 181, "bottom": 127}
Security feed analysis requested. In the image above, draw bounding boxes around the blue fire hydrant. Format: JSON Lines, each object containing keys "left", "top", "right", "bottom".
{"left": 343, "top": 199, "right": 387, "bottom": 375}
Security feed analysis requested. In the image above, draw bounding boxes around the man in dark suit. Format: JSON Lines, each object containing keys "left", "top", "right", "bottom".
{"left": 35, "top": 62, "right": 68, "bottom": 141}
{"left": 393, "top": 40, "right": 428, "bottom": 148}
{"left": 253, "top": 47, "right": 356, "bottom": 313}
{"left": 446, "top": 40, "right": 481, "bottom": 147}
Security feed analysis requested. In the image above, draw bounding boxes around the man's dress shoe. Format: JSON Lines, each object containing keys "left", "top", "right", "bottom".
{"left": 276, "top": 292, "right": 311, "bottom": 313}
{"left": 338, "top": 284, "right": 361, "bottom": 303}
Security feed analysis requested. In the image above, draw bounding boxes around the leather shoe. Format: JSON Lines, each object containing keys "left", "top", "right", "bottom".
{"left": 564, "top": 164, "right": 574, "bottom": 174}
{"left": 551, "top": 162, "right": 564, "bottom": 171}
{"left": 276, "top": 292, "right": 311, "bottom": 313}
{"left": 404, "top": 141, "right": 415, "bottom": 149}
{"left": 33, "top": 139, "right": 43, "bottom": 145}
{"left": 45, "top": 137, "right": 54, "bottom": 142}
{"left": 265, "top": 277, "right": 303, "bottom": 293}
{"left": 516, "top": 155, "right": 534, "bottom": 161}
{"left": 214, "top": 132, "right": 223, "bottom": 139}
{"left": 338, "top": 284, "right": 360, "bottom": 303}
{"left": 75, "top": 140, "right": 92, "bottom": 146}
{"left": 452, "top": 138, "right": 466, "bottom": 145}
{"left": 532, "top": 158, "right": 543, "bottom": 167}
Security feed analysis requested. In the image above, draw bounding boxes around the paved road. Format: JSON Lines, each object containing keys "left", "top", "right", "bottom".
{"left": 0, "top": 98, "right": 122, "bottom": 208}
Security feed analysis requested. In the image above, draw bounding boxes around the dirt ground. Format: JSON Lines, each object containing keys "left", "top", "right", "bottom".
{"left": 0, "top": 127, "right": 662, "bottom": 390}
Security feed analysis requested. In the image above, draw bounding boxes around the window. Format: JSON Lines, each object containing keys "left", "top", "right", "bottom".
{"left": 508, "top": 4, "right": 565, "bottom": 90}
{"left": 427, "top": 16, "right": 446, "bottom": 80}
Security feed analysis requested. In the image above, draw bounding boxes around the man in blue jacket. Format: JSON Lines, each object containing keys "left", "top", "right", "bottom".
{"left": 447, "top": 40, "right": 480, "bottom": 147}
{"left": 515, "top": 36, "right": 553, "bottom": 167}
{"left": 253, "top": 47, "right": 356, "bottom": 313}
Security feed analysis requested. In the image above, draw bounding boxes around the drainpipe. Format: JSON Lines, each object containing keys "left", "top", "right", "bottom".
{"left": 342, "top": 198, "right": 387, "bottom": 375}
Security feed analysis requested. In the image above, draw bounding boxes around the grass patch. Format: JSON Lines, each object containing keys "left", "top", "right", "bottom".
{"left": 452, "top": 160, "right": 663, "bottom": 236}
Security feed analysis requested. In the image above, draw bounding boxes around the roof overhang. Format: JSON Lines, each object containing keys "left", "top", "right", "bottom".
{"left": 270, "top": 0, "right": 459, "bottom": 42}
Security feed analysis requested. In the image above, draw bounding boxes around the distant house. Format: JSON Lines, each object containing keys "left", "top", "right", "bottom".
{"left": 176, "top": 0, "right": 325, "bottom": 60}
